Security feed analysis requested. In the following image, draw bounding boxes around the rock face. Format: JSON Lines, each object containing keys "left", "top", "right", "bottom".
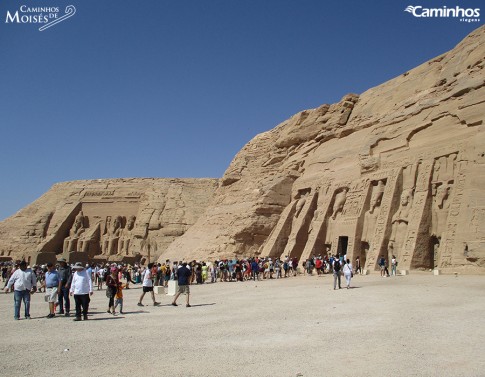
{"left": 0, "top": 178, "right": 218, "bottom": 265}
{"left": 1, "top": 27, "right": 484, "bottom": 272}
{"left": 160, "top": 26, "right": 485, "bottom": 272}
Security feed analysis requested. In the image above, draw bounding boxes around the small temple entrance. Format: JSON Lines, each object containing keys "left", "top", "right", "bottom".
{"left": 337, "top": 236, "right": 348, "bottom": 257}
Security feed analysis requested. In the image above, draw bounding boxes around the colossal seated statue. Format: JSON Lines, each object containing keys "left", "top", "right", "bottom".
{"left": 78, "top": 221, "right": 101, "bottom": 254}
{"left": 117, "top": 215, "right": 136, "bottom": 255}
{"left": 63, "top": 211, "right": 85, "bottom": 252}
{"left": 101, "top": 216, "right": 122, "bottom": 255}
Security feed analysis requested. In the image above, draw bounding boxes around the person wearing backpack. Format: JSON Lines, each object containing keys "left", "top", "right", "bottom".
{"left": 333, "top": 256, "right": 342, "bottom": 290}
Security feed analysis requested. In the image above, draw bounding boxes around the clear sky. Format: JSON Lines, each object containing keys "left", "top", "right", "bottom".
{"left": 0, "top": 0, "right": 483, "bottom": 220}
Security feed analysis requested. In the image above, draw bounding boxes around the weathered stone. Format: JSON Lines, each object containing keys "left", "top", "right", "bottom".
{"left": 1, "top": 26, "right": 484, "bottom": 274}
{"left": 160, "top": 26, "right": 485, "bottom": 273}
{"left": 0, "top": 179, "right": 218, "bottom": 264}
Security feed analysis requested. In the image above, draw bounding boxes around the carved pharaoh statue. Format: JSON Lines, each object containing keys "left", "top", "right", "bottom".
{"left": 331, "top": 187, "right": 348, "bottom": 220}
{"left": 63, "top": 211, "right": 85, "bottom": 252}
{"left": 101, "top": 215, "right": 122, "bottom": 255}
{"left": 431, "top": 182, "right": 452, "bottom": 239}
{"left": 362, "top": 180, "right": 385, "bottom": 244}
{"left": 284, "top": 192, "right": 310, "bottom": 255}
{"left": 325, "top": 187, "right": 349, "bottom": 247}
{"left": 77, "top": 220, "right": 101, "bottom": 254}
{"left": 117, "top": 215, "right": 136, "bottom": 255}
{"left": 388, "top": 189, "right": 413, "bottom": 260}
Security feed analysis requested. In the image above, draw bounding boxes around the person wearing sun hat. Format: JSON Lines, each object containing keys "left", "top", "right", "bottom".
{"left": 69, "top": 262, "right": 93, "bottom": 321}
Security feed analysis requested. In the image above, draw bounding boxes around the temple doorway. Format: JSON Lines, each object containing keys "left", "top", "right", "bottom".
{"left": 337, "top": 236, "right": 348, "bottom": 257}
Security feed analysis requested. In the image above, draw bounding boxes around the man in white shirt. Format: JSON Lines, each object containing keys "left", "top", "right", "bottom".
{"left": 137, "top": 263, "right": 160, "bottom": 307}
{"left": 4, "top": 260, "right": 37, "bottom": 320}
{"left": 69, "top": 262, "right": 93, "bottom": 321}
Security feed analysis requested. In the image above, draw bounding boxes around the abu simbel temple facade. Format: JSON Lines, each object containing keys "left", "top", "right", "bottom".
{"left": 1, "top": 26, "right": 484, "bottom": 273}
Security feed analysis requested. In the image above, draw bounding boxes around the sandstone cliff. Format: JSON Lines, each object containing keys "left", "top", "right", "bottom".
{"left": 0, "top": 178, "right": 218, "bottom": 264}
{"left": 1, "top": 26, "right": 484, "bottom": 272}
{"left": 160, "top": 26, "right": 485, "bottom": 272}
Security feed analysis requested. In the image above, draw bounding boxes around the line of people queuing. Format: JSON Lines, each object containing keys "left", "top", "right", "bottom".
{"left": 2, "top": 253, "right": 399, "bottom": 321}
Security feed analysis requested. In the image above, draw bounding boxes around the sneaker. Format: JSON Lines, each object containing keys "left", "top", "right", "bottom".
{"left": 137, "top": 303, "right": 143, "bottom": 307}
{"left": 25, "top": 316, "right": 31, "bottom": 319}
{"left": 65, "top": 312, "right": 70, "bottom": 317}
{"left": 46, "top": 313, "right": 55, "bottom": 318}
{"left": 153, "top": 302, "right": 160, "bottom": 306}
{"left": 73, "top": 317, "right": 82, "bottom": 322}
{"left": 58, "top": 311, "right": 64, "bottom": 315}
{"left": 83, "top": 315, "right": 88, "bottom": 320}
{"left": 14, "top": 317, "right": 20, "bottom": 320}
{"left": 171, "top": 302, "right": 178, "bottom": 306}
{"left": 186, "top": 304, "right": 191, "bottom": 307}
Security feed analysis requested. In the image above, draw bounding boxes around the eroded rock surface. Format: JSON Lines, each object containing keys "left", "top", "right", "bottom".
{"left": 0, "top": 179, "right": 218, "bottom": 264}
{"left": 1, "top": 26, "right": 484, "bottom": 272}
{"left": 161, "top": 26, "right": 485, "bottom": 272}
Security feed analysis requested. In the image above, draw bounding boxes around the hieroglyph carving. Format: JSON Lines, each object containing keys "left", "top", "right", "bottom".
{"left": 440, "top": 160, "right": 468, "bottom": 267}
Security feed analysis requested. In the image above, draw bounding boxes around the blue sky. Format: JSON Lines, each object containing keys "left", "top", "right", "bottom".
{"left": 0, "top": 0, "right": 483, "bottom": 220}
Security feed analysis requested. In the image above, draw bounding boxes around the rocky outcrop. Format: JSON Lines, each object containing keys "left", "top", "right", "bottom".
{"left": 0, "top": 178, "right": 218, "bottom": 264}
{"left": 1, "top": 26, "right": 484, "bottom": 273}
{"left": 160, "top": 26, "right": 485, "bottom": 272}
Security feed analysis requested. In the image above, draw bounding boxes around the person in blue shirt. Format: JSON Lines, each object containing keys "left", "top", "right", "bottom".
{"left": 43, "top": 262, "right": 60, "bottom": 318}
{"left": 171, "top": 262, "right": 192, "bottom": 307}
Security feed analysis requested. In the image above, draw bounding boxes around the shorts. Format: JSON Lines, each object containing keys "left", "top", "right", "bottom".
{"left": 143, "top": 286, "right": 153, "bottom": 293}
{"left": 177, "top": 285, "right": 190, "bottom": 294}
{"left": 379, "top": 265, "right": 385, "bottom": 270}
{"left": 45, "top": 287, "right": 58, "bottom": 303}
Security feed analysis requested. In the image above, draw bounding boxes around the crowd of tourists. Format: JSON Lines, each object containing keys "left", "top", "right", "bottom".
{"left": 2, "top": 253, "right": 398, "bottom": 321}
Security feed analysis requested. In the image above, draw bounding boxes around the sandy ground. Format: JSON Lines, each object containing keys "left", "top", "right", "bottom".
{"left": 0, "top": 272, "right": 484, "bottom": 377}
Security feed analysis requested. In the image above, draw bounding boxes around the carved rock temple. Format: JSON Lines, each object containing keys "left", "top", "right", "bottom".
{"left": 0, "top": 179, "right": 218, "bottom": 265}
{"left": 0, "top": 26, "right": 484, "bottom": 272}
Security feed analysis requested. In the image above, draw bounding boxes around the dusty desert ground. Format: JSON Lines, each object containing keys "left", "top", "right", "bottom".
{"left": 0, "top": 272, "right": 484, "bottom": 377}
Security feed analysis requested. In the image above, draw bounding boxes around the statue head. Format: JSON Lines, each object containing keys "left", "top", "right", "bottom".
{"left": 127, "top": 215, "right": 136, "bottom": 230}
{"left": 113, "top": 216, "right": 122, "bottom": 230}
{"left": 435, "top": 183, "right": 450, "bottom": 209}
{"left": 73, "top": 211, "right": 84, "bottom": 230}
{"left": 400, "top": 190, "right": 412, "bottom": 206}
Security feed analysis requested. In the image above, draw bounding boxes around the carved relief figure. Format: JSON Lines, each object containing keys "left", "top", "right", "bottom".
{"left": 331, "top": 187, "right": 348, "bottom": 220}
{"left": 117, "top": 215, "right": 136, "bottom": 255}
{"left": 285, "top": 191, "right": 310, "bottom": 254}
{"left": 63, "top": 211, "right": 85, "bottom": 252}
{"left": 431, "top": 183, "right": 452, "bottom": 238}
{"left": 388, "top": 189, "right": 414, "bottom": 261}
{"left": 325, "top": 187, "right": 349, "bottom": 246}
{"left": 78, "top": 221, "right": 101, "bottom": 254}
{"left": 294, "top": 193, "right": 308, "bottom": 218}
{"left": 362, "top": 181, "right": 385, "bottom": 244}
{"left": 308, "top": 209, "right": 321, "bottom": 234}
{"left": 101, "top": 216, "right": 122, "bottom": 255}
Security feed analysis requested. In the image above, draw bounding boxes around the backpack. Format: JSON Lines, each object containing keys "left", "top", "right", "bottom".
{"left": 334, "top": 260, "right": 341, "bottom": 272}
